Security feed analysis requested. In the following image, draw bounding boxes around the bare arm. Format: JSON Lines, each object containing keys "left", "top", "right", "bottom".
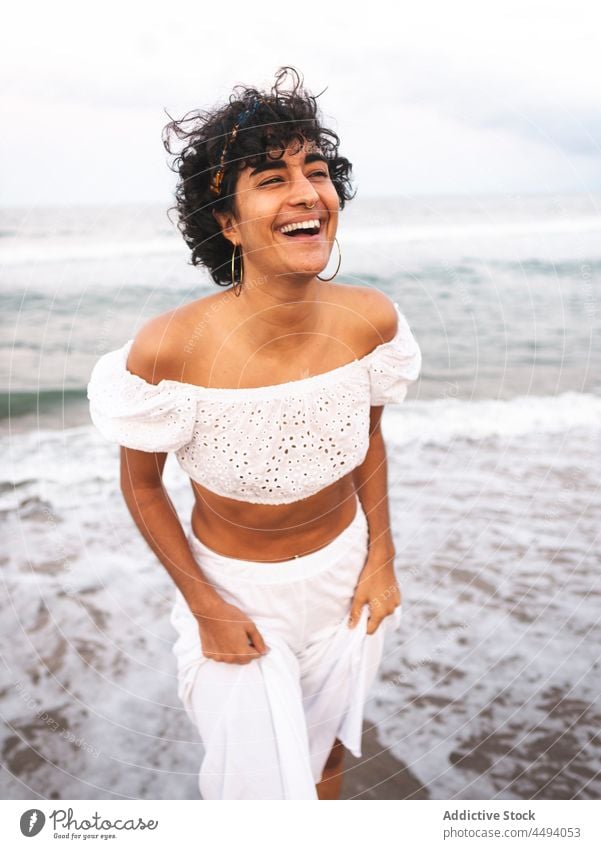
{"left": 352, "top": 406, "right": 396, "bottom": 560}
{"left": 349, "top": 407, "right": 401, "bottom": 633}
{"left": 118, "top": 317, "right": 225, "bottom": 613}
{"left": 119, "top": 447, "right": 269, "bottom": 662}
{"left": 117, "top": 318, "right": 269, "bottom": 663}
{"left": 119, "top": 447, "right": 223, "bottom": 615}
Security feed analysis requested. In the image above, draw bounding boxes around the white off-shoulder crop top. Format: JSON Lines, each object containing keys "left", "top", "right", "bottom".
{"left": 87, "top": 301, "right": 422, "bottom": 505}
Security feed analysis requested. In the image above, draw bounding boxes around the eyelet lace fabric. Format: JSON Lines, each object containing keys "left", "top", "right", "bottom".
{"left": 87, "top": 302, "right": 421, "bottom": 505}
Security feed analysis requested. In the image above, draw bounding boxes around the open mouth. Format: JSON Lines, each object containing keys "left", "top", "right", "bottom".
{"left": 278, "top": 219, "right": 323, "bottom": 240}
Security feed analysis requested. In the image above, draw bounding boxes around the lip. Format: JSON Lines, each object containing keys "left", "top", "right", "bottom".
{"left": 275, "top": 217, "right": 327, "bottom": 242}
{"left": 276, "top": 230, "right": 323, "bottom": 242}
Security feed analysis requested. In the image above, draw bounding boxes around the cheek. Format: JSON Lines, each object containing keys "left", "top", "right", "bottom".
{"left": 322, "top": 183, "right": 341, "bottom": 211}
{"left": 236, "top": 202, "right": 266, "bottom": 236}
{"left": 247, "top": 196, "right": 277, "bottom": 228}
{"left": 231, "top": 185, "right": 265, "bottom": 232}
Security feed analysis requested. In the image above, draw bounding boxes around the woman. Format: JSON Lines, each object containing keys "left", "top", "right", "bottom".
{"left": 87, "top": 66, "right": 422, "bottom": 800}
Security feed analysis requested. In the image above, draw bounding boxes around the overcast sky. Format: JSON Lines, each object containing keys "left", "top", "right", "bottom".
{"left": 2, "top": 0, "right": 600, "bottom": 205}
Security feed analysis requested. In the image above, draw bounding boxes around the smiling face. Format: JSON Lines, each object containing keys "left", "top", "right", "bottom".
{"left": 212, "top": 136, "right": 340, "bottom": 285}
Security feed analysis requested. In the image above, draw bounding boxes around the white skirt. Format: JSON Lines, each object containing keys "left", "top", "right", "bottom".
{"left": 169, "top": 495, "right": 402, "bottom": 800}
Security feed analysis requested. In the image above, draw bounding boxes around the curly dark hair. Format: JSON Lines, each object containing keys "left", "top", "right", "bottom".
{"left": 162, "top": 66, "right": 356, "bottom": 287}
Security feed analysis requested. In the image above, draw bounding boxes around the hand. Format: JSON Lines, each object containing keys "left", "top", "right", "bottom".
{"left": 195, "top": 599, "right": 270, "bottom": 664}
{"left": 348, "top": 553, "right": 402, "bottom": 636}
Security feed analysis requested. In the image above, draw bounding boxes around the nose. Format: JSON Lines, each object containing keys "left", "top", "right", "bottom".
{"left": 287, "top": 169, "right": 320, "bottom": 207}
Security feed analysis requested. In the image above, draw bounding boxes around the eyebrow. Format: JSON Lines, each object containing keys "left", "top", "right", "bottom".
{"left": 249, "top": 151, "right": 329, "bottom": 178}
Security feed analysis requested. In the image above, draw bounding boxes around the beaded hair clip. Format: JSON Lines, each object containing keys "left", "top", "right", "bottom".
{"left": 209, "top": 97, "right": 266, "bottom": 197}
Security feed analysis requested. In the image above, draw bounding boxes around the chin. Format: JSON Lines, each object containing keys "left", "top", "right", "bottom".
{"left": 287, "top": 265, "right": 324, "bottom": 278}
{"left": 290, "top": 256, "right": 331, "bottom": 276}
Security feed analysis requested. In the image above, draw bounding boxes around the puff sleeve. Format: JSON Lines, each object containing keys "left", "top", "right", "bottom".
{"left": 366, "top": 303, "right": 422, "bottom": 406}
{"left": 87, "top": 340, "right": 197, "bottom": 453}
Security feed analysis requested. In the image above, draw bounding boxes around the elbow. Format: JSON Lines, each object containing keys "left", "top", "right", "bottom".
{"left": 120, "top": 478, "right": 166, "bottom": 516}
{"left": 119, "top": 446, "right": 167, "bottom": 506}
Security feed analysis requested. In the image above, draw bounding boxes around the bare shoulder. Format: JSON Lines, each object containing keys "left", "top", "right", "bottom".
{"left": 125, "top": 312, "right": 181, "bottom": 385}
{"left": 126, "top": 294, "right": 220, "bottom": 384}
{"left": 336, "top": 284, "right": 399, "bottom": 350}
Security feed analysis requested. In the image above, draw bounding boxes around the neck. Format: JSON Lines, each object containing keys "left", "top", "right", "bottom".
{"left": 234, "top": 267, "right": 326, "bottom": 351}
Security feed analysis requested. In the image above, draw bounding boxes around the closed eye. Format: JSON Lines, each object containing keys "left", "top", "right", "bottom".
{"left": 259, "top": 170, "right": 329, "bottom": 187}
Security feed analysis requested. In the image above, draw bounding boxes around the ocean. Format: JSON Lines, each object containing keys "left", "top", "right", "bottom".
{"left": 1, "top": 193, "right": 600, "bottom": 799}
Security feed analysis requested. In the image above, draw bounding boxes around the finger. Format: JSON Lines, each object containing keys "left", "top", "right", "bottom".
{"left": 348, "top": 598, "right": 365, "bottom": 629}
{"left": 233, "top": 654, "right": 256, "bottom": 665}
{"left": 247, "top": 623, "right": 269, "bottom": 654}
{"left": 239, "top": 648, "right": 262, "bottom": 664}
{"left": 366, "top": 615, "right": 384, "bottom": 636}
{"left": 225, "top": 648, "right": 261, "bottom": 665}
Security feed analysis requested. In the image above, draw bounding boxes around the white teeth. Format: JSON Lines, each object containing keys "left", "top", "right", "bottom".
{"left": 279, "top": 219, "right": 321, "bottom": 234}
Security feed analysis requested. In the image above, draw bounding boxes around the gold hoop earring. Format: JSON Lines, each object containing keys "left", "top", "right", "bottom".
{"left": 231, "top": 244, "right": 243, "bottom": 296}
{"left": 316, "top": 237, "right": 341, "bottom": 281}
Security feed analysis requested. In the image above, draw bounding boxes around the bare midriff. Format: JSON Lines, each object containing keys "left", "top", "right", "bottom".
{"left": 190, "top": 472, "right": 359, "bottom": 563}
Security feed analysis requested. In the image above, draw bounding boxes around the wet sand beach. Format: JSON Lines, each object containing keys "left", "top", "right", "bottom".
{"left": 2, "top": 196, "right": 600, "bottom": 800}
